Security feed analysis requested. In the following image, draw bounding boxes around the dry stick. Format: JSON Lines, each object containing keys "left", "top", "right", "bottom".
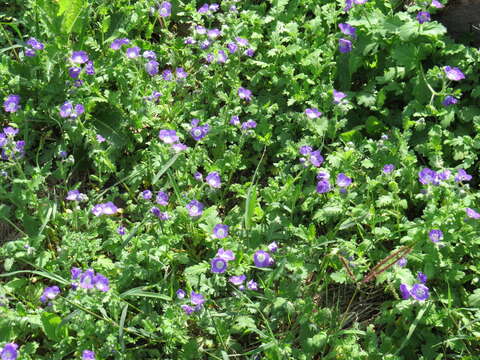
{"left": 338, "top": 255, "right": 356, "bottom": 282}
{"left": 362, "top": 246, "right": 413, "bottom": 283}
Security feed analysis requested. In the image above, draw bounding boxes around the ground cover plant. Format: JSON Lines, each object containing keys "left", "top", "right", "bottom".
{"left": 1, "top": 0, "right": 480, "bottom": 358}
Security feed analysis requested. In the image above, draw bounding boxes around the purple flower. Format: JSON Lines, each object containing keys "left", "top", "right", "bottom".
{"left": 213, "top": 224, "right": 229, "bottom": 239}
{"left": 397, "top": 257, "right": 407, "bottom": 267}
{"left": 143, "top": 50, "right": 156, "bottom": 60}
{"left": 96, "top": 134, "right": 106, "bottom": 143}
{"left": 205, "top": 53, "right": 214, "bottom": 63}
{"left": 417, "top": 272, "right": 427, "bottom": 284}
{"left": 68, "top": 66, "right": 82, "bottom": 79}
{"left": 186, "top": 200, "right": 204, "bottom": 217}
{"left": 410, "top": 283, "right": 429, "bottom": 301}
{"left": 454, "top": 169, "right": 472, "bottom": 182}
{"left": 3, "top": 95, "right": 20, "bottom": 113}
{"left": 305, "top": 108, "right": 322, "bottom": 119}
{"left": 196, "top": 25, "right": 207, "bottom": 35}
{"left": 253, "top": 250, "right": 272, "bottom": 268}
{"left": 344, "top": 0, "right": 353, "bottom": 11}
{"left": 268, "top": 242, "right": 278, "bottom": 253}
{"left": 208, "top": 29, "right": 221, "bottom": 39}
{"left": 431, "top": 0, "right": 444, "bottom": 8}
{"left": 217, "top": 248, "right": 235, "bottom": 261}
{"left": 59, "top": 101, "right": 84, "bottom": 119}
{"left": 91, "top": 202, "right": 118, "bottom": 216}
{"left": 111, "top": 38, "right": 130, "bottom": 50}
{"left": 442, "top": 95, "right": 457, "bottom": 106}
{"left": 93, "top": 274, "right": 110, "bottom": 292}
{"left": 40, "top": 286, "right": 60, "bottom": 303}
{"left": 227, "top": 42, "right": 238, "bottom": 54}
{"left": 466, "top": 208, "right": 480, "bottom": 219}
{"left": 145, "top": 60, "right": 159, "bottom": 76}
{"left": 336, "top": 173, "right": 352, "bottom": 188}
{"left": 238, "top": 87, "right": 253, "bottom": 102}
{"left": 310, "top": 150, "right": 324, "bottom": 167}
{"left": 206, "top": 172, "right": 221, "bottom": 188}
{"left": 444, "top": 66, "right": 465, "bottom": 81}
{"left": 150, "top": 206, "right": 161, "bottom": 217}
{"left": 437, "top": 169, "right": 450, "bottom": 181}
{"left": 156, "top": 191, "right": 169, "bottom": 206}
{"left": 184, "top": 37, "right": 196, "bottom": 45}
{"left": 429, "top": 229, "right": 443, "bottom": 243}
{"left": 27, "top": 37, "right": 44, "bottom": 50}
{"left": 418, "top": 168, "right": 438, "bottom": 185}
{"left": 316, "top": 179, "right": 331, "bottom": 194}
{"left": 230, "top": 115, "right": 240, "bottom": 126}
{"left": 159, "top": 129, "right": 179, "bottom": 144}
{"left": 71, "top": 267, "right": 82, "bottom": 280}
{"left": 211, "top": 257, "right": 228, "bottom": 273}
{"left": 194, "top": 171, "right": 203, "bottom": 181}
{"left": 66, "top": 189, "right": 87, "bottom": 201}
{"left": 25, "top": 48, "right": 36, "bottom": 57}
{"left": 159, "top": 1, "right": 172, "bottom": 17}
{"left": 236, "top": 37, "right": 249, "bottom": 47}
{"left": 333, "top": 89, "right": 347, "bottom": 104}
{"left": 79, "top": 269, "right": 95, "bottom": 289}
{"left": 176, "top": 67, "right": 188, "bottom": 79}
{"left": 299, "top": 146, "right": 312, "bottom": 155}
{"left": 244, "top": 48, "right": 255, "bottom": 57}
{"left": 383, "top": 164, "right": 395, "bottom": 174}
{"left": 247, "top": 279, "right": 258, "bottom": 290}
{"left": 354, "top": 0, "right": 368, "bottom": 3}
{"left": 198, "top": 3, "right": 209, "bottom": 13}
{"left": 209, "top": 3, "right": 219, "bottom": 11}
{"left": 142, "top": 190, "right": 153, "bottom": 200}
{"left": 126, "top": 46, "right": 140, "bottom": 58}
{"left": 181, "top": 304, "right": 194, "bottom": 315}
{"left": 0, "top": 343, "right": 18, "bottom": 360}
{"left": 338, "top": 23, "right": 357, "bottom": 38}
{"left": 176, "top": 289, "right": 186, "bottom": 299}
{"left": 416, "top": 11, "right": 431, "bottom": 24}
{"left": 190, "top": 291, "right": 205, "bottom": 305}
{"left": 82, "top": 350, "right": 95, "bottom": 360}
{"left": 117, "top": 226, "right": 126, "bottom": 235}
{"left": 399, "top": 284, "right": 411, "bottom": 299}
{"left": 162, "top": 69, "right": 173, "bottom": 81}
{"left": 83, "top": 61, "right": 94, "bottom": 76}
{"left": 190, "top": 124, "right": 209, "bottom": 141}
{"left": 229, "top": 275, "right": 246, "bottom": 285}
{"left": 338, "top": 38, "right": 352, "bottom": 53}
{"left": 217, "top": 50, "right": 228, "bottom": 63}
{"left": 241, "top": 120, "right": 257, "bottom": 130}
{"left": 71, "top": 51, "right": 89, "bottom": 64}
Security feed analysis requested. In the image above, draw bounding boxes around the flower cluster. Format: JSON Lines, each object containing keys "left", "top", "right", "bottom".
{"left": 59, "top": 101, "right": 85, "bottom": 119}
{"left": 71, "top": 267, "right": 110, "bottom": 292}
{"left": 69, "top": 51, "right": 95, "bottom": 81}
{"left": 66, "top": 189, "right": 88, "bottom": 202}
{"left": 92, "top": 202, "right": 118, "bottom": 216}
{"left": 24, "top": 37, "right": 45, "bottom": 57}
{"left": 418, "top": 167, "right": 472, "bottom": 186}
{"left": 400, "top": 272, "right": 430, "bottom": 301}
{"left": 158, "top": 129, "right": 188, "bottom": 152}
{"left": 177, "top": 290, "right": 206, "bottom": 315}
{"left": 299, "top": 146, "right": 324, "bottom": 167}
{"left": 190, "top": 119, "right": 210, "bottom": 141}
{"left": 0, "top": 127, "right": 25, "bottom": 161}
{"left": 0, "top": 343, "right": 18, "bottom": 360}
{"left": 211, "top": 248, "right": 235, "bottom": 273}
{"left": 40, "top": 286, "right": 60, "bottom": 304}
{"left": 3, "top": 95, "right": 21, "bottom": 113}
{"left": 338, "top": 22, "right": 357, "bottom": 53}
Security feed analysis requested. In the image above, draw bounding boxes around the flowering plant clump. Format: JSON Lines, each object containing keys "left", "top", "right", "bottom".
{"left": 1, "top": 0, "right": 480, "bottom": 358}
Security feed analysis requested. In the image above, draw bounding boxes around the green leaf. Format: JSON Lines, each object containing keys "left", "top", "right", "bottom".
{"left": 245, "top": 185, "right": 257, "bottom": 230}
{"left": 41, "top": 312, "right": 67, "bottom": 341}
{"left": 468, "top": 289, "right": 480, "bottom": 307}
{"left": 152, "top": 154, "right": 180, "bottom": 185}
{"left": 120, "top": 287, "right": 171, "bottom": 301}
{"left": 58, "top": 0, "right": 85, "bottom": 34}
